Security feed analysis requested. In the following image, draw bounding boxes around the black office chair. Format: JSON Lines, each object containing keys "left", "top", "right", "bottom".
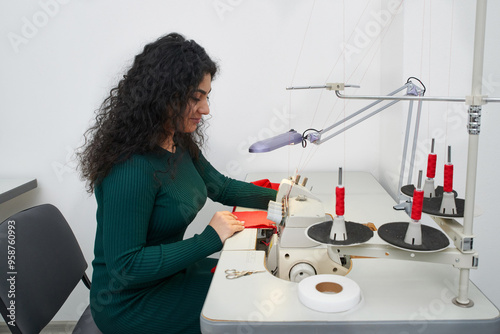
{"left": 0, "top": 204, "right": 103, "bottom": 334}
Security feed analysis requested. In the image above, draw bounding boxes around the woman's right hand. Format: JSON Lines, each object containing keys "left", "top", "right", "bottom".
{"left": 209, "top": 211, "right": 245, "bottom": 243}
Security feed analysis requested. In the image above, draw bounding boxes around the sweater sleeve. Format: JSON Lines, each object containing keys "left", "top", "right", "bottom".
{"left": 193, "top": 153, "right": 277, "bottom": 209}
{"left": 99, "top": 156, "right": 222, "bottom": 286}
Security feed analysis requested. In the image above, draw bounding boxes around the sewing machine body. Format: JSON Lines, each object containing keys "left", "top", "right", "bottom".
{"left": 267, "top": 176, "right": 351, "bottom": 281}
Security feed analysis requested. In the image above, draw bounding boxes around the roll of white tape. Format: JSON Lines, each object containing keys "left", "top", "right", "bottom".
{"left": 298, "top": 274, "right": 361, "bottom": 312}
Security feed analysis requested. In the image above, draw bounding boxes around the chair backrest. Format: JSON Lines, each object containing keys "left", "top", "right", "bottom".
{"left": 0, "top": 204, "right": 88, "bottom": 334}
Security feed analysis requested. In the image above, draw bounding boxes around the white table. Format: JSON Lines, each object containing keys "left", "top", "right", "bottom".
{"left": 201, "top": 172, "right": 500, "bottom": 334}
{"left": 0, "top": 178, "right": 37, "bottom": 204}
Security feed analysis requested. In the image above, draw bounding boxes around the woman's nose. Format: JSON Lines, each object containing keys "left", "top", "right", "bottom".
{"left": 198, "top": 98, "right": 210, "bottom": 115}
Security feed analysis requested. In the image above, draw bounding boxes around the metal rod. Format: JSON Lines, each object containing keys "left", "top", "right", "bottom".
{"left": 457, "top": 269, "right": 472, "bottom": 305}
{"left": 471, "top": 2, "right": 487, "bottom": 98}
{"left": 321, "top": 83, "right": 411, "bottom": 135}
{"left": 399, "top": 100, "right": 414, "bottom": 200}
{"left": 417, "top": 170, "right": 423, "bottom": 189}
{"left": 463, "top": 0, "right": 487, "bottom": 237}
{"left": 335, "top": 90, "right": 467, "bottom": 103}
{"left": 484, "top": 97, "right": 500, "bottom": 102}
{"left": 463, "top": 136, "right": 479, "bottom": 233}
{"left": 338, "top": 167, "right": 343, "bottom": 186}
{"left": 457, "top": 0, "right": 488, "bottom": 307}
{"left": 288, "top": 85, "right": 499, "bottom": 103}
{"left": 286, "top": 84, "right": 362, "bottom": 90}
{"left": 431, "top": 138, "right": 435, "bottom": 153}
{"left": 286, "top": 85, "right": 329, "bottom": 90}
{"left": 317, "top": 99, "right": 400, "bottom": 144}
{"left": 408, "top": 99, "right": 424, "bottom": 185}
{"left": 448, "top": 146, "right": 452, "bottom": 164}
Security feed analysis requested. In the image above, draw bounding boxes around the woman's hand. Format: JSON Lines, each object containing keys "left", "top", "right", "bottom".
{"left": 209, "top": 211, "right": 245, "bottom": 243}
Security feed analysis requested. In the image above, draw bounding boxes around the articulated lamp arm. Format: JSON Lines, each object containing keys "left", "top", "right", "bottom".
{"left": 249, "top": 80, "right": 422, "bottom": 152}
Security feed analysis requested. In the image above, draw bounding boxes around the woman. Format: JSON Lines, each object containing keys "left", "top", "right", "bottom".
{"left": 78, "top": 33, "right": 277, "bottom": 333}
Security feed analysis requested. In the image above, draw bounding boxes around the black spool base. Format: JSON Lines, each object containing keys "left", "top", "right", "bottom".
{"left": 378, "top": 222, "right": 449, "bottom": 252}
{"left": 401, "top": 184, "right": 458, "bottom": 198}
{"left": 307, "top": 220, "right": 374, "bottom": 246}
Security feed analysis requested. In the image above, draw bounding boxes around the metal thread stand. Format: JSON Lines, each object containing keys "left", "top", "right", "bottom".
{"left": 287, "top": 0, "right": 497, "bottom": 307}
{"left": 332, "top": 0, "right": 492, "bottom": 307}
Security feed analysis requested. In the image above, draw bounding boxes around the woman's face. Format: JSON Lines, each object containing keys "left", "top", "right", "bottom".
{"left": 183, "top": 73, "right": 211, "bottom": 133}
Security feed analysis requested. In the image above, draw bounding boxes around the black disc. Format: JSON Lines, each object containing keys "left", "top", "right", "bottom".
{"left": 378, "top": 222, "right": 449, "bottom": 252}
{"left": 422, "top": 196, "right": 465, "bottom": 218}
{"left": 401, "top": 184, "right": 458, "bottom": 198}
{"left": 307, "top": 220, "right": 374, "bottom": 246}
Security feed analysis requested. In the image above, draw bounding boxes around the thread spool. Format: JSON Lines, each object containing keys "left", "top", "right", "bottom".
{"left": 439, "top": 146, "right": 457, "bottom": 215}
{"left": 405, "top": 170, "right": 424, "bottom": 245}
{"left": 411, "top": 190, "right": 424, "bottom": 221}
{"left": 427, "top": 154, "right": 437, "bottom": 179}
{"left": 331, "top": 167, "right": 347, "bottom": 241}
{"left": 443, "top": 164, "right": 454, "bottom": 193}
{"left": 426, "top": 138, "right": 437, "bottom": 179}
{"left": 336, "top": 187, "right": 345, "bottom": 216}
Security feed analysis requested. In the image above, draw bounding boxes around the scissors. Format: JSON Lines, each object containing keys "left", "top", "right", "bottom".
{"left": 225, "top": 269, "right": 265, "bottom": 279}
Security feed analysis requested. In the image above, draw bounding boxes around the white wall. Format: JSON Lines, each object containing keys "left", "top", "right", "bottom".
{"left": 1, "top": 0, "right": 499, "bottom": 322}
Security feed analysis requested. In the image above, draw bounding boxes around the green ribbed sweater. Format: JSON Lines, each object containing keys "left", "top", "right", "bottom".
{"left": 89, "top": 147, "right": 276, "bottom": 334}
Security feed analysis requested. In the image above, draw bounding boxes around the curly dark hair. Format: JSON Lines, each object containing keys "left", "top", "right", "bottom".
{"left": 78, "top": 33, "right": 218, "bottom": 193}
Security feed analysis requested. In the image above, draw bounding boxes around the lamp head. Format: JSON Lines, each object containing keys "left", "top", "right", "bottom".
{"left": 249, "top": 129, "right": 303, "bottom": 153}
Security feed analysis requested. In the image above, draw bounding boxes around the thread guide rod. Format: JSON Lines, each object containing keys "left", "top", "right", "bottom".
{"left": 287, "top": 83, "right": 499, "bottom": 103}
{"left": 417, "top": 170, "right": 423, "bottom": 190}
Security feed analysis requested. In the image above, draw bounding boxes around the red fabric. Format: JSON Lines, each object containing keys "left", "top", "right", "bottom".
{"left": 251, "top": 179, "right": 280, "bottom": 191}
{"left": 335, "top": 186, "right": 345, "bottom": 216}
{"left": 426, "top": 154, "right": 437, "bottom": 178}
{"left": 443, "top": 164, "right": 454, "bottom": 193}
{"left": 232, "top": 179, "right": 279, "bottom": 212}
{"left": 233, "top": 211, "right": 276, "bottom": 231}
{"left": 411, "top": 189, "right": 424, "bottom": 221}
